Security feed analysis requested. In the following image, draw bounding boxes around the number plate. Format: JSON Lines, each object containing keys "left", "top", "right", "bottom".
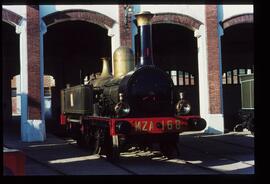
{"left": 133, "top": 119, "right": 181, "bottom": 132}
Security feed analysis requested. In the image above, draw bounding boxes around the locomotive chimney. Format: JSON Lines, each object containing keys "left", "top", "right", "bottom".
{"left": 100, "top": 57, "right": 111, "bottom": 78}
{"left": 135, "top": 11, "right": 154, "bottom": 67}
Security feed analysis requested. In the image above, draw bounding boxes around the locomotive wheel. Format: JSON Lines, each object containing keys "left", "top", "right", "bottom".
{"left": 77, "top": 125, "right": 103, "bottom": 155}
{"left": 234, "top": 124, "right": 244, "bottom": 132}
{"left": 72, "top": 124, "right": 85, "bottom": 147}
{"left": 248, "top": 118, "right": 254, "bottom": 135}
{"left": 159, "top": 135, "right": 180, "bottom": 159}
{"left": 84, "top": 127, "right": 102, "bottom": 155}
{"left": 160, "top": 142, "right": 180, "bottom": 159}
{"left": 105, "top": 135, "right": 120, "bottom": 161}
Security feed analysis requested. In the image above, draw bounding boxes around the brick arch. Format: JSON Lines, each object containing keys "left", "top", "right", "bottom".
{"left": 152, "top": 13, "right": 203, "bottom": 31}
{"left": 222, "top": 13, "right": 253, "bottom": 30}
{"left": 42, "top": 9, "right": 116, "bottom": 29}
{"left": 2, "top": 8, "right": 23, "bottom": 27}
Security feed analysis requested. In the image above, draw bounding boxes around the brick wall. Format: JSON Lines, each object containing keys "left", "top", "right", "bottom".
{"left": 27, "top": 5, "right": 41, "bottom": 119}
{"left": 2, "top": 8, "right": 23, "bottom": 25}
{"left": 152, "top": 13, "right": 202, "bottom": 30}
{"left": 222, "top": 14, "right": 253, "bottom": 29}
{"left": 43, "top": 9, "right": 115, "bottom": 29}
{"left": 119, "top": 5, "right": 132, "bottom": 48}
{"left": 205, "top": 5, "right": 222, "bottom": 114}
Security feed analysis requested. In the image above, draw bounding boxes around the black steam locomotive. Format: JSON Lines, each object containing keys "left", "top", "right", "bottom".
{"left": 60, "top": 11, "right": 206, "bottom": 160}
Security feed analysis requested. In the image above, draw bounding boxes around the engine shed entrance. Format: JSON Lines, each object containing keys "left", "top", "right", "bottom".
{"left": 2, "top": 21, "right": 20, "bottom": 130}
{"left": 151, "top": 23, "right": 200, "bottom": 115}
{"left": 221, "top": 22, "right": 254, "bottom": 131}
{"left": 44, "top": 20, "right": 111, "bottom": 133}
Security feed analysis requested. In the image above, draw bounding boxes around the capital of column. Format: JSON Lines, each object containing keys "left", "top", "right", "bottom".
{"left": 108, "top": 28, "right": 114, "bottom": 37}
{"left": 15, "top": 18, "right": 27, "bottom": 34}
{"left": 40, "top": 19, "right": 47, "bottom": 35}
{"left": 218, "top": 21, "right": 224, "bottom": 37}
{"left": 108, "top": 27, "right": 116, "bottom": 37}
{"left": 194, "top": 29, "right": 201, "bottom": 38}
{"left": 108, "top": 23, "right": 120, "bottom": 37}
{"left": 194, "top": 24, "right": 205, "bottom": 38}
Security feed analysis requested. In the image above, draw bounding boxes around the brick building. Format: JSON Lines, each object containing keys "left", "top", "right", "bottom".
{"left": 2, "top": 4, "right": 253, "bottom": 142}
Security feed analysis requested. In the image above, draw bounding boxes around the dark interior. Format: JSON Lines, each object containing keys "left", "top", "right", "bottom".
{"left": 221, "top": 23, "right": 254, "bottom": 131}
{"left": 44, "top": 20, "right": 111, "bottom": 131}
{"left": 150, "top": 23, "right": 199, "bottom": 115}
{"left": 2, "top": 21, "right": 20, "bottom": 127}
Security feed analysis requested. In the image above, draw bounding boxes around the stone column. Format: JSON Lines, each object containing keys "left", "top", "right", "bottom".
{"left": 39, "top": 9, "right": 47, "bottom": 129}
{"left": 15, "top": 75, "right": 21, "bottom": 115}
{"left": 194, "top": 25, "right": 210, "bottom": 128}
{"left": 15, "top": 19, "right": 29, "bottom": 140}
{"left": 108, "top": 24, "right": 120, "bottom": 75}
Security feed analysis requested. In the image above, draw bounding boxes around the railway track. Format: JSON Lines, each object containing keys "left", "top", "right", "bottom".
{"left": 24, "top": 153, "right": 67, "bottom": 175}
{"left": 99, "top": 155, "right": 139, "bottom": 175}
{"left": 103, "top": 149, "right": 227, "bottom": 175}
{"left": 35, "top": 136, "right": 227, "bottom": 175}
{"left": 203, "top": 134, "right": 254, "bottom": 150}
{"left": 5, "top": 132, "right": 253, "bottom": 175}
{"left": 178, "top": 133, "right": 254, "bottom": 171}
{"left": 98, "top": 132, "right": 255, "bottom": 175}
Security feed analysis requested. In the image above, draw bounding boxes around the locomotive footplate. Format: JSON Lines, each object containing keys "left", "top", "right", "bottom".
{"left": 82, "top": 115, "right": 207, "bottom": 135}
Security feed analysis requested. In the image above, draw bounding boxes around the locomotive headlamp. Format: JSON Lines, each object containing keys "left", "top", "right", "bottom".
{"left": 115, "top": 93, "right": 130, "bottom": 117}
{"left": 176, "top": 92, "right": 191, "bottom": 115}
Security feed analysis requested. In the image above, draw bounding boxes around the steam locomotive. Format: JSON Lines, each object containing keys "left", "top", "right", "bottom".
{"left": 60, "top": 11, "right": 206, "bottom": 160}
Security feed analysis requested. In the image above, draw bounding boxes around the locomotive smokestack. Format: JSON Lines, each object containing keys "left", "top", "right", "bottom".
{"left": 135, "top": 11, "right": 154, "bottom": 67}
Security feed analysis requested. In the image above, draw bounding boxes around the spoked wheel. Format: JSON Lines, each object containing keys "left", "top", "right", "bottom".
{"left": 78, "top": 125, "right": 103, "bottom": 155}
{"left": 87, "top": 128, "right": 103, "bottom": 154}
{"left": 105, "top": 135, "right": 120, "bottom": 161}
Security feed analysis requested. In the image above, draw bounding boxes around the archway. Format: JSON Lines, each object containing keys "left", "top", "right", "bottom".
{"left": 44, "top": 20, "right": 111, "bottom": 133}
{"left": 151, "top": 23, "right": 199, "bottom": 115}
{"left": 221, "top": 22, "right": 254, "bottom": 131}
{"left": 2, "top": 21, "right": 20, "bottom": 128}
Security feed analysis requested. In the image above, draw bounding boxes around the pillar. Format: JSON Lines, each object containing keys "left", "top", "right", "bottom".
{"left": 20, "top": 5, "right": 45, "bottom": 141}
{"left": 108, "top": 23, "right": 120, "bottom": 75}
{"left": 15, "top": 75, "right": 21, "bottom": 115}
{"left": 16, "top": 19, "right": 29, "bottom": 140}
{"left": 195, "top": 25, "right": 210, "bottom": 129}
{"left": 204, "top": 5, "right": 224, "bottom": 134}
{"left": 119, "top": 4, "right": 133, "bottom": 48}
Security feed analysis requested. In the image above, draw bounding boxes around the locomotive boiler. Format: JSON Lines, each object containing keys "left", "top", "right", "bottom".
{"left": 60, "top": 11, "right": 206, "bottom": 160}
